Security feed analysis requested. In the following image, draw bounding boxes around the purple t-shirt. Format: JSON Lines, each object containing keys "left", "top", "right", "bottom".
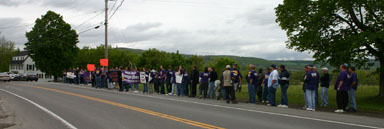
{"left": 350, "top": 72, "right": 358, "bottom": 90}
{"left": 335, "top": 70, "right": 349, "bottom": 91}
{"left": 200, "top": 72, "right": 210, "bottom": 83}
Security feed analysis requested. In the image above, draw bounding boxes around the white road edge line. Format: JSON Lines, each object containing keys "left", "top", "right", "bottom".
{"left": 41, "top": 82, "right": 383, "bottom": 129}
{"left": 0, "top": 88, "right": 78, "bottom": 129}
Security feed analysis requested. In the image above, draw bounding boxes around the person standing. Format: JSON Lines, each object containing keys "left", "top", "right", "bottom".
{"left": 175, "top": 67, "right": 183, "bottom": 96}
{"left": 79, "top": 69, "right": 84, "bottom": 85}
{"left": 91, "top": 70, "right": 96, "bottom": 87}
{"left": 62, "top": 70, "right": 67, "bottom": 83}
{"left": 334, "top": 64, "right": 350, "bottom": 113}
{"left": 181, "top": 66, "right": 189, "bottom": 96}
{"left": 278, "top": 65, "right": 290, "bottom": 108}
{"left": 247, "top": 64, "right": 257, "bottom": 104}
{"left": 267, "top": 65, "right": 279, "bottom": 106}
{"left": 158, "top": 66, "right": 167, "bottom": 94}
{"left": 117, "top": 67, "right": 123, "bottom": 92}
{"left": 107, "top": 68, "right": 114, "bottom": 89}
{"left": 190, "top": 66, "right": 199, "bottom": 97}
{"left": 304, "top": 65, "right": 318, "bottom": 111}
{"left": 148, "top": 68, "right": 155, "bottom": 94}
{"left": 166, "top": 66, "right": 174, "bottom": 94}
{"left": 348, "top": 67, "right": 358, "bottom": 112}
{"left": 231, "top": 63, "right": 242, "bottom": 92}
{"left": 83, "top": 70, "right": 90, "bottom": 86}
{"left": 320, "top": 67, "right": 330, "bottom": 106}
{"left": 222, "top": 65, "right": 237, "bottom": 104}
{"left": 199, "top": 67, "right": 210, "bottom": 99}
{"left": 122, "top": 67, "right": 131, "bottom": 92}
{"left": 95, "top": 67, "right": 102, "bottom": 88}
{"left": 208, "top": 67, "right": 218, "bottom": 99}
{"left": 142, "top": 68, "right": 149, "bottom": 94}
{"left": 132, "top": 67, "right": 140, "bottom": 93}
{"left": 262, "top": 68, "right": 270, "bottom": 103}
{"left": 74, "top": 67, "right": 80, "bottom": 85}
{"left": 313, "top": 67, "right": 320, "bottom": 106}
{"left": 256, "top": 68, "right": 264, "bottom": 102}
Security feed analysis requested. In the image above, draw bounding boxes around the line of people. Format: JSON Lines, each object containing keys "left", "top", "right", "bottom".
{"left": 61, "top": 63, "right": 358, "bottom": 113}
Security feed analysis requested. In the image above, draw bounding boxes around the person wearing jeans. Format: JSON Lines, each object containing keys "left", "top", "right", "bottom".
{"left": 208, "top": 67, "right": 218, "bottom": 99}
{"left": 348, "top": 67, "right": 358, "bottom": 112}
{"left": 320, "top": 67, "right": 330, "bottom": 106}
{"left": 267, "top": 65, "right": 279, "bottom": 106}
{"left": 247, "top": 64, "right": 257, "bottom": 103}
{"left": 262, "top": 68, "right": 270, "bottom": 103}
{"left": 304, "top": 65, "right": 319, "bottom": 111}
{"left": 142, "top": 68, "right": 149, "bottom": 94}
{"left": 221, "top": 65, "right": 237, "bottom": 104}
{"left": 278, "top": 65, "right": 290, "bottom": 108}
{"left": 95, "top": 67, "right": 102, "bottom": 88}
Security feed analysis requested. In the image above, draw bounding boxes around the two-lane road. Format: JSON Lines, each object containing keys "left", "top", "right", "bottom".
{"left": 0, "top": 82, "right": 383, "bottom": 129}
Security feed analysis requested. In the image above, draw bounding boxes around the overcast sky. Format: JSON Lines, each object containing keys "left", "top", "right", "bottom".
{"left": 0, "top": 0, "right": 313, "bottom": 60}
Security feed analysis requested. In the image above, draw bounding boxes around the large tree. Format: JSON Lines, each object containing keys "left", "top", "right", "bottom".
{"left": 25, "top": 11, "right": 79, "bottom": 81}
{"left": 275, "top": 0, "right": 384, "bottom": 96}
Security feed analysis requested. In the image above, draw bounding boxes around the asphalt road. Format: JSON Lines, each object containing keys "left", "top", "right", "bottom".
{"left": 0, "top": 82, "right": 383, "bottom": 129}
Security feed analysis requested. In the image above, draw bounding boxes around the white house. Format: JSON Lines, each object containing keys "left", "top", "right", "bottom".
{"left": 9, "top": 51, "right": 53, "bottom": 81}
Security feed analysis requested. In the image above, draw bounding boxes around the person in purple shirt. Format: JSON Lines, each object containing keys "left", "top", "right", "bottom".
{"left": 247, "top": 64, "right": 257, "bottom": 104}
{"left": 158, "top": 66, "right": 167, "bottom": 94}
{"left": 199, "top": 67, "right": 210, "bottom": 99}
{"left": 348, "top": 67, "right": 358, "bottom": 112}
{"left": 262, "top": 68, "right": 270, "bottom": 103}
{"left": 334, "top": 64, "right": 349, "bottom": 113}
{"left": 166, "top": 66, "right": 174, "bottom": 94}
{"left": 82, "top": 70, "right": 90, "bottom": 85}
{"left": 304, "top": 65, "right": 318, "bottom": 111}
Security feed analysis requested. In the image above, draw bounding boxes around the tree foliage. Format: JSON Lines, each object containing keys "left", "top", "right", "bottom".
{"left": 137, "top": 48, "right": 169, "bottom": 69}
{"left": 0, "top": 35, "right": 18, "bottom": 72}
{"left": 25, "top": 11, "right": 79, "bottom": 80}
{"left": 275, "top": 0, "right": 384, "bottom": 96}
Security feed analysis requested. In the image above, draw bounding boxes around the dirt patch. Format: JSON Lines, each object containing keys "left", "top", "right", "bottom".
{"left": 0, "top": 98, "right": 15, "bottom": 129}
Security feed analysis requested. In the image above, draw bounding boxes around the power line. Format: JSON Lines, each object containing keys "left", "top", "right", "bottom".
{"left": 73, "top": 11, "right": 104, "bottom": 29}
{"left": 108, "top": 0, "right": 125, "bottom": 20}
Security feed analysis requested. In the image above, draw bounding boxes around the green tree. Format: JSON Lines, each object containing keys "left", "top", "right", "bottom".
{"left": 25, "top": 10, "right": 79, "bottom": 81}
{"left": 214, "top": 57, "right": 238, "bottom": 74}
{"left": 0, "top": 35, "right": 18, "bottom": 72}
{"left": 138, "top": 48, "right": 169, "bottom": 69}
{"left": 275, "top": 0, "right": 384, "bottom": 96}
{"left": 185, "top": 55, "right": 205, "bottom": 72}
{"left": 168, "top": 50, "right": 186, "bottom": 68}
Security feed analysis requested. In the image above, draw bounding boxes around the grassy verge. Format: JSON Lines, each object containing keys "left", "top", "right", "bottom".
{"left": 236, "top": 85, "right": 384, "bottom": 112}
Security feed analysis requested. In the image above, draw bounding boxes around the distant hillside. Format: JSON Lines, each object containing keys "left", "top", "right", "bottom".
{"left": 118, "top": 47, "right": 378, "bottom": 71}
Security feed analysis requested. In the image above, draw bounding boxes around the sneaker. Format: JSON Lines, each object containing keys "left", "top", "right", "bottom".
{"left": 334, "top": 109, "right": 344, "bottom": 113}
{"left": 134, "top": 91, "right": 139, "bottom": 93}
{"left": 281, "top": 105, "right": 289, "bottom": 108}
{"left": 302, "top": 106, "right": 307, "bottom": 110}
{"left": 261, "top": 101, "right": 265, "bottom": 103}
{"left": 267, "top": 104, "right": 272, "bottom": 106}
{"left": 306, "top": 108, "right": 315, "bottom": 111}
{"left": 277, "top": 104, "right": 283, "bottom": 107}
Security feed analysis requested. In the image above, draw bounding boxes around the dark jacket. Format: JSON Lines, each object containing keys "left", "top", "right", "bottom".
{"left": 191, "top": 69, "right": 199, "bottom": 82}
{"left": 210, "top": 71, "right": 218, "bottom": 82}
{"left": 257, "top": 72, "right": 264, "bottom": 85}
{"left": 279, "top": 69, "right": 290, "bottom": 85}
{"left": 320, "top": 73, "right": 330, "bottom": 88}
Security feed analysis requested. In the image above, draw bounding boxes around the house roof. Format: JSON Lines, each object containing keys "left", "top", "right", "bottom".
{"left": 15, "top": 51, "right": 29, "bottom": 56}
{"left": 9, "top": 51, "right": 29, "bottom": 65}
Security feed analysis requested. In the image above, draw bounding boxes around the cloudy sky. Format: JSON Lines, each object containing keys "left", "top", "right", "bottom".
{"left": 0, "top": 0, "right": 313, "bottom": 60}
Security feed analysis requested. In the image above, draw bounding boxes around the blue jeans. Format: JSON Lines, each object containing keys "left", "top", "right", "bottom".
{"left": 321, "top": 87, "right": 328, "bottom": 106}
{"left": 268, "top": 87, "right": 276, "bottom": 106}
{"left": 62, "top": 76, "right": 66, "bottom": 83}
{"left": 133, "top": 83, "right": 139, "bottom": 91}
{"left": 208, "top": 82, "right": 216, "bottom": 99}
{"left": 96, "top": 77, "right": 101, "bottom": 88}
{"left": 183, "top": 83, "right": 188, "bottom": 96}
{"left": 176, "top": 83, "right": 183, "bottom": 96}
{"left": 349, "top": 89, "right": 357, "bottom": 110}
{"left": 222, "top": 85, "right": 227, "bottom": 99}
{"left": 248, "top": 84, "right": 256, "bottom": 103}
{"left": 263, "top": 84, "right": 268, "bottom": 101}
{"left": 305, "top": 89, "right": 316, "bottom": 109}
{"left": 143, "top": 83, "right": 148, "bottom": 93}
{"left": 280, "top": 84, "right": 289, "bottom": 105}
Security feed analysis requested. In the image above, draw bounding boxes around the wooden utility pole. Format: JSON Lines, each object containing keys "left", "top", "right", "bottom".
{"left": 104, "top": 0, "right": 109, "bottom": 60}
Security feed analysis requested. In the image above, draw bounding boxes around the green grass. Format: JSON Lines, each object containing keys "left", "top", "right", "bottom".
{"left": 133, "top": 84, "right": 384, "bottom": 112}
{"left": 236, "top": 85, "right": 384, "bottom": 112}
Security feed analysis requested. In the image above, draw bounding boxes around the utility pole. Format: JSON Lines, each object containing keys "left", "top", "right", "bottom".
{"left": 104, "top": 0, "right": 109, "bottom": 60}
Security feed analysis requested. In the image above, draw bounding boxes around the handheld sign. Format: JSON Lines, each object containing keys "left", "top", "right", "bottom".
{"left": 87, "top": 64, "right": 95, "bottom": 71}
{"left": 100, "top": 59, "right": 108, "bottom": 66}
{"left": 140, "top": 72, "right": 146, "bottom": 83}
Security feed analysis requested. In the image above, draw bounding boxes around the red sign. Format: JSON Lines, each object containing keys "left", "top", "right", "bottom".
{"left": 100, "top": 59, "right": 108, "bottom": 66}
{"left": 87, "top": 64, "right": 95, "bottom": 71}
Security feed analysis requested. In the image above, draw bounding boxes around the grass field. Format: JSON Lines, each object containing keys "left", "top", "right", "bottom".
{"left": 235, "top": 85, "right": 384, "bottom": 112}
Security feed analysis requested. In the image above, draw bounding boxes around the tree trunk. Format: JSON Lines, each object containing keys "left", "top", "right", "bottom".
{"left": 379, "top": 59, "right": 384, "bottom": 97}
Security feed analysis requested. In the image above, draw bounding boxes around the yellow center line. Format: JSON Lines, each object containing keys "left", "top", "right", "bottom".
{"left": 16, "top": 83, "right": 225, "bottom": 129}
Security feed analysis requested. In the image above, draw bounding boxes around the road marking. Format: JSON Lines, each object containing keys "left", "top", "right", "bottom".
{"left": 37, "top": 82, "right": 384, "bottom": 129}
{"left": 0, "top": 89, "right": 78, "bottom": 129}
{"left": 16, "top": 84, "right": 224, "bottom": 129}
